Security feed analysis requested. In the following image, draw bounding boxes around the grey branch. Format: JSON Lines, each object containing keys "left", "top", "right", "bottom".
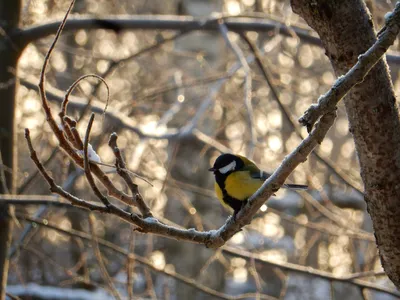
{"left": 12, "top": 15, "right": 400, "bottom": 65}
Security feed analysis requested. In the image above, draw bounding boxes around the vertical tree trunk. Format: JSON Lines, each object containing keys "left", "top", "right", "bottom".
{"left": 0, "top": 1, "right": 21, "bottom": 298}
{"left": 291, "top": 0, "right": 400, "bottom": 288}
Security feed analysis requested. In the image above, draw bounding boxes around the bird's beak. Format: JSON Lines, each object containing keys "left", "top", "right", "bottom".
{"left": 208, "top": 167, "right": 215, "bottom": 172}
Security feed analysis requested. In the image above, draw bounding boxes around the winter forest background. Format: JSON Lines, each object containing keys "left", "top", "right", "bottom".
{"left": 2, "top": 0, "right": 400, "bottom": 299}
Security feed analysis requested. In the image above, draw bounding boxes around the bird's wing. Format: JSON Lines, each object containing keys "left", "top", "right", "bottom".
{"left": 249, "top": 169, "right": 271, "bottom": 180}
{"left": 236, "top": 155, "right": 308, "bottom": 190}
{"left": 236, "top": 155, "right": 271, "bottom": 180}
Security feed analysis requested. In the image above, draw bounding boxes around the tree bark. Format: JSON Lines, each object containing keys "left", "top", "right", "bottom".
{"left": 0, "top": 1, "right": 21, "bottom": 298}
{"left": 291, "top": 0, "right": 400, "bottom": 288}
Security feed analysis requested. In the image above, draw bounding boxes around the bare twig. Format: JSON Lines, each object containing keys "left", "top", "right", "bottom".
{"left": 137, "top": 72, "right": 231, "bottom": 102}
{"left": 266, "top": 207, "right": 375, "bottom": 242}
{"left": 33, "top": 0, "right": 146, "bottom": 207}
{"left": 88, "top": 214, "right": 122, "bottom": 300}
{"left": 249, "top": 257, "right": 263, "bottom": 296}
{"left": 9, "top": 170, "right": 83, "bottom": 259}
{"left": 18, "top": 148, "right": 58, "bottom": 194}
{"left": 83, "top": 114, "right": 110, "bottom": 207}
{"left": 60, "top": 74, "right": 109, "bottom": 126}
{"left": 63, "top": 116, "right": 83, "bottom": 149}
{"left": 5, "top": 292, "right": 21, "bottom": 300}
{"left": 218, "top": 21, "right": 256, "bottom": 157}
{"left": 192, "top": 129, "right": 231, "bottom": 153}
{"left": 108, "top": 132, "right": 152, "bottom": 218}
{"left": 126, "top": 233, "right": 135, "bottom": 300}
{"left": 0, "top": 151, "right": 10, "bottom": 194}
{"left": 25, "top": 129, "right": 108, "bottom": 213}
{"left": 21, "top": 76, "right": 227, "bottom": 143}
{"left": 301, "top": 192, "right": 373, "bottom": 239}
{"left": 222, "top": 246, "right": 399, "bottom": 297}
{"left": 343, "top": 270, "right": 386, "bottom": 280}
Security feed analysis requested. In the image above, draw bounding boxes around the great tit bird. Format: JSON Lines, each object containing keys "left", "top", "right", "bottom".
{"left": 209, "top": 153, "right": 307, "bottom": 217}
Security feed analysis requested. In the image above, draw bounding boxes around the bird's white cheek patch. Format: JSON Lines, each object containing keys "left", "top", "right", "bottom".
{"left": 219, "top": 161, "right": 236, "bottom": 174}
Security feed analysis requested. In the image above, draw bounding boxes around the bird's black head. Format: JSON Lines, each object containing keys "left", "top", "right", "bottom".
{"left": 208, "top": 153, "right": 244, "bottom": 176}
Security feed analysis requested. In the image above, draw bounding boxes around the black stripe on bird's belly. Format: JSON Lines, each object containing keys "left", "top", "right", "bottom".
{"left": 222, "top": 192, "right": 246, "bottom": 213}
{"left": 215, "top": 173, "right": 246, "bottom": 214}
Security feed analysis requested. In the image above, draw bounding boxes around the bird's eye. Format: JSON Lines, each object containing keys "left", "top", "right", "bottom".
{"left": 219, "top": 161, "right": 236, "bottom": 174}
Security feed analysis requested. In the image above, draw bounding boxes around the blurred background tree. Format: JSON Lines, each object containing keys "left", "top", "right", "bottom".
{"left": 1, "top": 0, "right": 400, "bottom": 299}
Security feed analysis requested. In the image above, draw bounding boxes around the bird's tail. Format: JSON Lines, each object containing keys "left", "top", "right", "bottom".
{"left": 283, "top": 183, "right": 308, "bottom": 190}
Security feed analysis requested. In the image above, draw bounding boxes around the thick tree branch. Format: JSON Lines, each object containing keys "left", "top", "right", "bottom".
{"left": 291, "top": 0, "right": 400, "bottom": 289}
{"left": 13, "top": 15, "right": 319, "bottom": 49}
{"left": 11, "top": 14, "right": 400, "bottom": 65}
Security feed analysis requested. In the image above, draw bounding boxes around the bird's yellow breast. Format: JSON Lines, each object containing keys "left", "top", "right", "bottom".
{"left": 225, "top": 171, "right": 264, "bottom": 200}
{"left": 214, "top": 171, "right": 264, "bottom": 209}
